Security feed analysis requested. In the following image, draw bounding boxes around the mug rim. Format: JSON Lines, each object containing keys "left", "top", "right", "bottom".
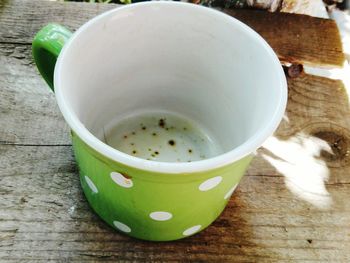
{"left": 54, "top": 2, "right": 287, "bottom": 174}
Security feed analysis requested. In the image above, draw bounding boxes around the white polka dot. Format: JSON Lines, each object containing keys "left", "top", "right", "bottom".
{"left": 84, "top": 176, "right": 98, "bottom": 193}
{"left": 110, "top": 172, "right": 133, "bottom": 188}
{"left": 224, "top": 184, "right": 238, "bottom": 200}
{"left": 149, "top": 211, "right": 172, "bottom": 221}
{"left": 183, "top": 225, "right": 202, "bottom": 236}
{"left": 199, "top": 176, "right": 223, "bottom": 191}
{"left": 113, "top": 221, "right": 131, "bottom": 233}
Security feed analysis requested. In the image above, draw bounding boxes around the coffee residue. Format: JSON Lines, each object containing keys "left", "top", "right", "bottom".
{"left": 158, "top": 118, "right": 166, "bottom": 128}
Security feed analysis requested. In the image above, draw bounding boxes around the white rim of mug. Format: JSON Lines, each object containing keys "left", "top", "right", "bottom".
{"left": 54, "top": 2, "right": 287, "bottom": 174}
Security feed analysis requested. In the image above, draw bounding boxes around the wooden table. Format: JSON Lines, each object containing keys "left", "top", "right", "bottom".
{"left": 1, "top": 0, "right": 349, "bottom": 261}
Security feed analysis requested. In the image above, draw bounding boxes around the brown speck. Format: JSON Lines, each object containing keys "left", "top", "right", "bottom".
{"left": 166, "top": 128, "right": 169, "bottom": 131}
{"left": 155, "top": 151, "right": 159, "bottom": 155}
{"left": 151, "top": 154, "right": 156, "bottom": 157}
{"left": 158, "top": 118, "right": 166, "bottom": 128}
{"left": 148, "top": 148, "right": 152, "bottom": 151}
{"left": 283, "top": 64, "right": 304, "bottom": 78}
{"left": 152, "top": 132, "right": 157, "bottom": 136}
{"left": 132, "top": 132, "right": 136, "bottom": 135}
{"left": 121, "top": 172, "right": 132, "bottom": 179}
{"left": 132, "top": 150, "right": 137, "bottom": 154}
{"left": 130, "top": 142, "right": 135, "bottom": 146}
{"left": 312, "top": 130, "right": 348, "bottom": 162}
{"left": 183, "top": 127, "right": 187, "bottom": 131}
{"left": 123, "top": 135, "right": 128, "bottom": 139}
{"left": 188, "top": 149, "right": 192, "bottom": 153}
{"left": 168, "top": 140, "right": 175, "bottom": 146}
{"left": 307, "top": 239, "right": 313, "bottom": 244}
{"left": 142, "top": 126, "right": 146, "bottom": 130}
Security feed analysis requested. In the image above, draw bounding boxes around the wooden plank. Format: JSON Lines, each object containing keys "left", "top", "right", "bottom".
{"left": 0, "top": 145, "right": 350, "bottom": 262}
{"left": 0, "top": 0, "right": 115, "bottom": 44}
{"left": 1, "top": 41, "right": 350, "bottom": 259}
{"left": 1, "top": 43, "right": 349, "bottom": 145}
{"left": 222, "top": 9, "right": 344, "bottom": 67}
{"left": 1, "top": 0, "right": 350, "bottom": 261}
{"left": 1, "top": 43, "right": 350, "bottom": 181}
{"left": 0, "top": 0, "right": 344, "bottom": 67}
{"left": 0, "top": 43, "right": 71, "bottom": 145}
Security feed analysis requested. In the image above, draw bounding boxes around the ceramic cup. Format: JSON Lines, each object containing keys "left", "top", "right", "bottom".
{"left": 32, "top": 2, "right": 287, "bottom": 241}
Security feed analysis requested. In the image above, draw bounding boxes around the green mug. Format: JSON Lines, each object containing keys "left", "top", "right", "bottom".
{"left": 32, "top": 2, "right": 287, "bottom": 241}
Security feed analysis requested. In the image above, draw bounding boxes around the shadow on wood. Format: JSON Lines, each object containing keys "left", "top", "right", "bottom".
{"left": 1, "top": 0, "right": 350, "bottom": 261}
{"left": 259, "top": 74, "right": 350, "bottom": 209}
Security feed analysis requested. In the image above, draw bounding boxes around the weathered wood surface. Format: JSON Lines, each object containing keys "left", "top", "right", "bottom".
{"left": 0, "top": 43, "right": 70, "bottom": 145}
{"left": 0, "top": 0, "right": 344, "bottom": 67}
{"left": 1, "top": 145, "right": 350, "bottom": 262}
{"left": 221, "top": 8, "right": 344, "bottom": 67}
{"left": 1, "top": 0, "right": 350, "bottom": 262}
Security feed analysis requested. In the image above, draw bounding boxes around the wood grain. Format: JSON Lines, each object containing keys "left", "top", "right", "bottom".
{"left": 1, "top": 42, "right": 350, "bottom": 261}
{"left": 0, "top": 0, "right": 344, "bottom": 67}
{"left": 2, "top": 43, "right": 350, "bottom": 179}
{"left": 0, "top": 43, "right": 70, "bottom": 145}
{"left": 1, "top": 0, "right": 350, "bottom": 261}
{"left": 0, "top": 146, "right": 350, "bottom": 262}
{"left": 221, "top": 8, "right": 344, "bottom": 67}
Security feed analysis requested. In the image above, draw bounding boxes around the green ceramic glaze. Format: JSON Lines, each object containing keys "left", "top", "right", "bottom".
{"left": 32, "top": 24, "right": 72, "bottom": 90}
{"left": 72, "top": 131, "right": 252, "bottom": 241}
{"left": 32, "top": 22, "right": 254, "bottom": 241}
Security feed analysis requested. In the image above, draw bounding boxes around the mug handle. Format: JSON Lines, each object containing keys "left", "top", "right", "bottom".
{"left": 32, "top": 24, "right": 72, "bottom": 91}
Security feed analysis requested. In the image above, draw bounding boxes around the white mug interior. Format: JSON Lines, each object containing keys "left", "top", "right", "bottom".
{"left": 55, "top": 2, "right": 287, "bottom": 173}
